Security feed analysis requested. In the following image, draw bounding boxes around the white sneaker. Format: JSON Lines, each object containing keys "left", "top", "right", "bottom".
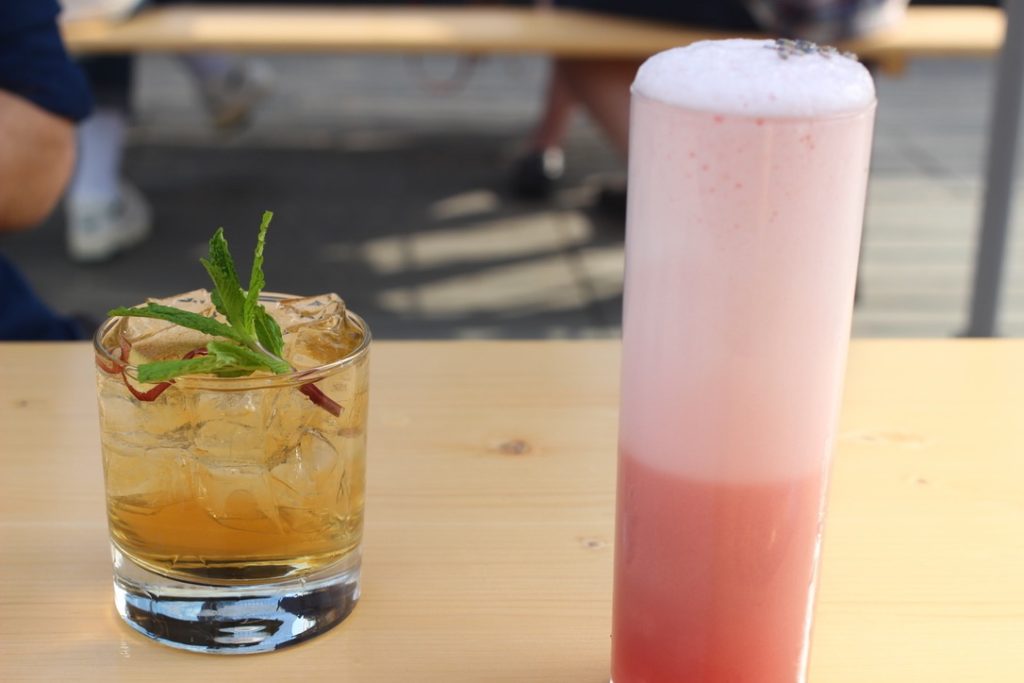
{"left": 67, "top": 183, "right": 152, "bottom": 263}
{"left": 199, "top": 60, "right": 275, "bottom": 130}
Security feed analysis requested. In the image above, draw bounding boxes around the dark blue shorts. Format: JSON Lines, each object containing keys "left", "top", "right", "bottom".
{"left": 0, "top": 256, "right": 86, "bottom": 341}
{"left": 0, "top": 0, "right": 92, "bottom": 122}
{"left": 554, "top": 0, "right": 758, "bottom": 31}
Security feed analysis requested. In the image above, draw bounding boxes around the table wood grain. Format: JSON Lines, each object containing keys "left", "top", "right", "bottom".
{"left": 0, "top": 340, "right": 1021, "bottom": 681}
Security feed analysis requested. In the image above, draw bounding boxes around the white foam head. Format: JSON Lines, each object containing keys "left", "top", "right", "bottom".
{"left": 632, "top": 39, "right": 875, "bottom": 118}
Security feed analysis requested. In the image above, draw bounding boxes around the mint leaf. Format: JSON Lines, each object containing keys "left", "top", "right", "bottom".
{"left": 245, "top": 211, "right": 273, "bottom": 330}
{"left": 207, "top": 340, "right": 290, "bottom": 375}
{"left": 136, "top": 355, "right": 228, "bottom": 383}
{"left": 210, "top": 288, "right": 227, "bottom": 319}
{"left": 108, "top": 303, "right": 248, "bottom": 344}
{"left": 132, "top": 341, "right": 289, "bottom": 383}
{"left": 253, "top": 306, "right": 285, "bottom": 357}
{"left": 201, "top": 228, "right": 250, "bottom": 335}
{"left": 107, "top": 212, "right": 343, "bottom": 416}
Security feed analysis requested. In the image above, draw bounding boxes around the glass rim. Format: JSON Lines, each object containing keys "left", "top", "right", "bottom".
{"left": 93, "top": 291, "right": 371, "bottom": 391}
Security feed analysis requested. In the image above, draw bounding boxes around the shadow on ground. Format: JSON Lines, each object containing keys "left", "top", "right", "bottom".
{"left": 0, "top": 131, "right": 626, "bottom": 339}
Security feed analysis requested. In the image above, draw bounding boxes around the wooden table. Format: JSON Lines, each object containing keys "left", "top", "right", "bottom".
{"left": 1, "top": 340, "right": 1021, "bottom": 681}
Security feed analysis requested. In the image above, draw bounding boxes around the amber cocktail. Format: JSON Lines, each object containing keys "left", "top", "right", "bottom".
{"left": 95, "top": 289, "right": 369, "bottom": 653}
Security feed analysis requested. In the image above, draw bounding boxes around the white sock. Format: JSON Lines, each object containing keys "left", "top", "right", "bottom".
{"left": 180, "top": 54, "right": 237, "bottom": 85}
{"left": 67, "top": 107, "right": 126, "bottom": 206}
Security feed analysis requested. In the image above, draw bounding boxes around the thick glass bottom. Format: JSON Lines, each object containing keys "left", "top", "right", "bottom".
{"left": 111, "top": 544, "right": 360, "bottom": 654}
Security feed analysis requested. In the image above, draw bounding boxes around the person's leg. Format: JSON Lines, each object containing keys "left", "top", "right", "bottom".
{"left": 179, "top": 53, "right": 274, "bottom": 129}
{"left": 68, "top": 105, "right": 125, "bottom": 205}
{"left": 66, "top": 56, "right": 151, "bottom": 263}
{"left": 67, "top": 56, "right": 132, "bottom": 208}
{"left": 529, "top": 68, "right": 576, "bottom": 151}
{"left": 511, "top": 68, "right": 575, "bottom": 198}
{"left": 543, "top": 0, "right": 757, "bottom": 160}
{"left": 0, "top": 90, "right": 75, "bottom": 229}
{"left": 556, "top": 58, "right": 639, "bottom": 158}
{"left": 156, "top": 0, "right": 272, "bottom": 129}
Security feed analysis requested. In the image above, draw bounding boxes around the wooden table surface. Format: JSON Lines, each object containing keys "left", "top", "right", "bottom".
{"left": 0, "top": 340, "right": 1021, "bottom": 681}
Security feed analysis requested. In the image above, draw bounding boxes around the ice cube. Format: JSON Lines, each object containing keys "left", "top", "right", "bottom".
{"left": 270, "top": 434, "right": 343, "bottom": 534}
{"left": 120, "top": 289, "right": 214, "bottom": 342}
{"left": 283, "top": 326, "right": 364, "bottom": 369}
{"left": 99, "top": 381, "right": 194, "bottom": 449}
{"left": 337, "top": 383, "right": 370, "bottom": 438}
{"left": 268, "top": 294, "right": 346, "bottom": 334}
{"left": 193, "top": 460, "right": 281, "bottom": 532}
{"left": 270, "top": 431, "right": 341, "bottom": 495}
{"left": 264, "top": 389, "right": 323, "bottom": 449}
{"left": 105, "top": 289, "right": 219, "bottom": 364}
{"left": 103, "top": 445, "right": 192, "bottom": 512}
{"left": 278, "top": 507, "right": 333, "bottom": 534}
{"left": 266, "top": 294, "right": 363, "bottom": 369}
{"left": 193, "top": 391, "right": 268, "bottom": 462}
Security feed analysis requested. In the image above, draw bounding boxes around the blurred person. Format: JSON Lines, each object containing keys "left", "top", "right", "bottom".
{"left": 62, "top": 0, "right": 274, "bottom": 263}
{"left": 1, "top": 0, "right": 96, "bottom": 339}
{"left": 510, "top": 0, "right": 909, "bottom": 198}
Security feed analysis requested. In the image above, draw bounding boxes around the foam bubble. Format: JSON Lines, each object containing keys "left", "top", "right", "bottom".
{"left": 632, "top": 39, "right": 875, "bottom": 118}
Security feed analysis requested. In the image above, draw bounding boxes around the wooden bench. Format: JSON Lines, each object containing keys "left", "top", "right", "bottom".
{"left": 60, "top": 5, "right": 1020, "bottom": 336}
{"left": 62, "top": 5, "right": 1004, "bottom": 75}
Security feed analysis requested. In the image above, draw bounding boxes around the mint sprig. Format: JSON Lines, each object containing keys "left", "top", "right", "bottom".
{"left": 105, "top": 303, "right": 248, "bottom": 345}
{"left": 105, "top": 211, "right": 342, "bottom": 416}
{"left": 134, "top": 354, "right": 229, "bottom": 383}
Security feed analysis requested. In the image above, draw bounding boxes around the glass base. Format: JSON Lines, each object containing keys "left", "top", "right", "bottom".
{"left": 111, "top": 544, "right": 360, "bottom": 654}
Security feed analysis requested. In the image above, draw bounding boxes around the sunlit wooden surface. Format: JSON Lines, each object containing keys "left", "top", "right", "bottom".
{"left": 62, "top": 5, "right": 1004, "bottom": 74}
{"left": 0, "top": 340, "right": 1021, "bottom": 681}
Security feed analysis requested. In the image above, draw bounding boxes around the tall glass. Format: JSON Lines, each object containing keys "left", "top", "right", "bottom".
{"left": 612, "top": 41, "right": 876, "bottom": 682}
{"left": 94, "top": 292, "right": 370, "bottom": 654}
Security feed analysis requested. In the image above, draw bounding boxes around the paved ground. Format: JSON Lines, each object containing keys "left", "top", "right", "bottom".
{"left": 2, "top": 53, "right": 1023, "bottom": 338}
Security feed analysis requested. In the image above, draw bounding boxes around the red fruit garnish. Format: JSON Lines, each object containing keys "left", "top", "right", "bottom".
{"left": 299, "top": 382, "right": 343, "bottom": 417}
{"left": 98, "top": 333, "right": 343, "bottom": 415}
{"left": 120, "top": 376, "right": 174, "bottom": 401}
{"left": 95, "top": 354, "right": 122, "bottom": 375}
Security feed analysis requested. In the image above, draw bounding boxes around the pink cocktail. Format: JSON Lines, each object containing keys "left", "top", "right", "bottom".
{"left": 613, "top": 40, "right": 876, "bottom": 682}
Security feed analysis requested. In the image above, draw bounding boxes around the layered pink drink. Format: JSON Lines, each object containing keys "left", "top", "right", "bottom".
{"left": 613, "top": 40, "right": 876, "bottom": 682}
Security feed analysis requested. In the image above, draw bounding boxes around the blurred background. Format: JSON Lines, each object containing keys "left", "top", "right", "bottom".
{"left": 2, "top": 3, "right": 1020, "bottom": 339}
